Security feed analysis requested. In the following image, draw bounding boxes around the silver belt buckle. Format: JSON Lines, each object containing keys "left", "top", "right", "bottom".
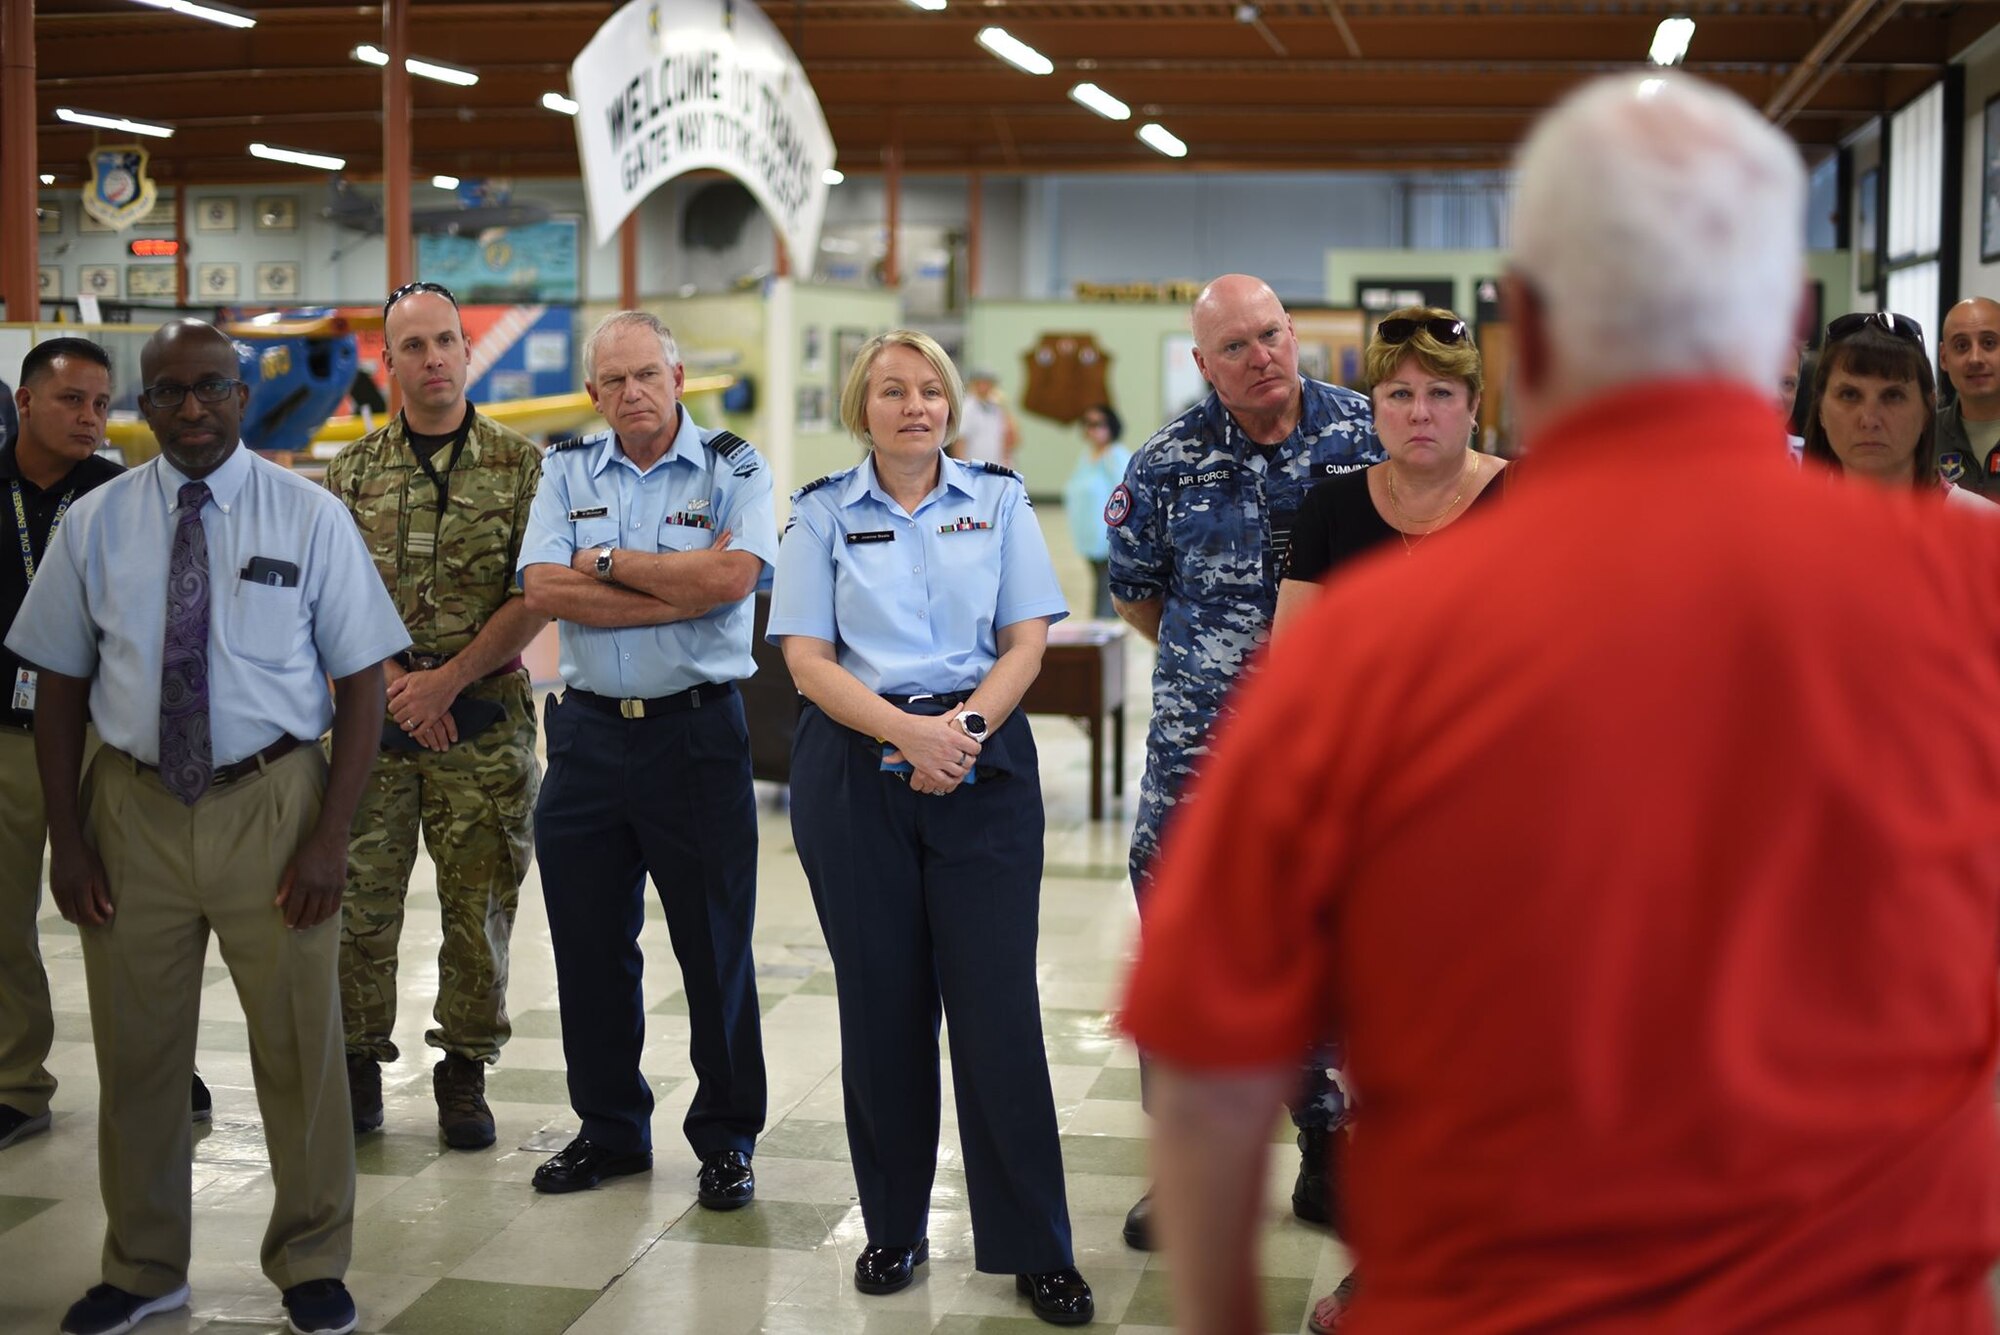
{"left": 620, "top": 698, "right": 645, "bottom": 720}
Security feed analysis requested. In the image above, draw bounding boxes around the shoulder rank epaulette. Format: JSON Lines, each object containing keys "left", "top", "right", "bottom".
{"left": 791, "top": 471, "right": 840, "bottom": 501}
{"left": 705, "top": 430, "right": 751, "bottom": 459}
{"left": 546, "top": 434, "right": 590, "bottom": 453}
{"left": 975, "top": 461, "right": 1023, "bottom": 481}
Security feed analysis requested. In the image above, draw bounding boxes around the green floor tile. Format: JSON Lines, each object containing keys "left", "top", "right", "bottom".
{"left": 196, "top": 1018, "right": 251, "bottom": 1053}
{"left": 483, "top": 1067, "right": 575, "bottom": 1105}
{"left": 1055, "top": 1134, "right": 1149, "bottom": 1176}
{"left": 53, "top": 1010, "right": 94, "bottom": 1042}
{"left": 1040, "top": 1030, "right": 1120, "bottom": 1066}
{"left": 666, "top": 1197, "right": 841, "bottom": 1250}
{"left": 507, "top": 1009, "right": 567, "bottom": 1039}
{"left": 354, "top": 1132, "right": 446, "bottom": 1177}
{"left": 755, "top": 1118, "right": 852, "bottom": 1162}
{"left": 201, "top": 965, "right": 229, "bottom": 988}
{"left": 1086, "top": 1066, "right": 1143, "bottom": 1102}
{"left": 384, "top": 1276, "right": 597, "bottom": 1335}
{"left": 1121, "top": 1269, "right": 1312, "bottom": 1333}
{"left": 648, "top": 992, "right": 690, "bottom": 1016}
{"left": 1042, "top": 862, "right": 1127, "bottom": 881}
{"left": 0, "top": 1195, "right": 59, "bottom": 1236}
{"left": 793, "top": 970, "right": 839, "bottom": 996}
{"left": 37, "top": 916, "right": 77, "bottom": 937}
{"left": 931, "top": 1317, "right": 1056, "bottom": 1335}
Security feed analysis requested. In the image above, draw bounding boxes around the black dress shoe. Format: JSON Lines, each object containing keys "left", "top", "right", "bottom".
{"left": 531, "top": 1137, "right": 652, "bottom": 1194}
{"left": 696, "top": 1148, "right": 755, "bottom": 1210}
{"left": 1122, "top": 1191, "right": 1153, "bottom": 1251}
{"left": 854, "top": 1238, "right": 928, "bottom": 1295}
{"left": 1016, "top": 1268, "right": 1094, "bottom": 1326}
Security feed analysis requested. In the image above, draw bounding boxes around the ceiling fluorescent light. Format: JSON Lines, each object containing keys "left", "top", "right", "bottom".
{"left": 432, "top": 174, "right": 461, "bottom": 189}
{"left": 903, "top": 0, "right": 946, "bottom": 9}
{"left": 1649, "top": 16, "right": 1694, "bottom": 66}
{"left": 353, "top": 44, "right": 479, "bottom": 86}
{"left": 542, "top": 91, "right": 579, "bottom": 115}
{"left": 977, "top": 27, "right": 1054, "bottom": 76}
{"left": 1137, "top": 122, "right": 1188, "bottom": 158}
{"left": 131, "top": 0, "right": 255, "bottom": 30}
{"left": 39, "top": 174, "right": 54, "bottom": 185}
{"left": 1069, "top": 82, "right": 1130, "bottom": 121}
{"left": 249, "top": 142, "right": 347, "bottom": 171}
{"left": 823, "top": 168, "right": 845, "bottom": 185}
{"left": 56, "top": 107, "right": 174, "bottom": 138}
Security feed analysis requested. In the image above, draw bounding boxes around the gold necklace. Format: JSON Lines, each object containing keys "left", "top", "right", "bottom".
{"left": 1388, "top": 451, "right": 1479, "bottom": 554}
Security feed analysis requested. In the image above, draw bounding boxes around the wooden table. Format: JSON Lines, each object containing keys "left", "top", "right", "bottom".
{"left": 1021, "top": 621, "right": 1128, "bottom": 820}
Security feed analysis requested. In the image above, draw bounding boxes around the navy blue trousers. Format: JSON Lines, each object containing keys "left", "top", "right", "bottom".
{"left": 535, "top": 689, "right": 767, "bottom": 1158}
{"left": 791, "top": 704, "right": 1074, "bottom": 1275}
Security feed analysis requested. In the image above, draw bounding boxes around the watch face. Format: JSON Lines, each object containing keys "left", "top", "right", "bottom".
{"left": 962, "top": 712, "right": 988, "bottom": 737}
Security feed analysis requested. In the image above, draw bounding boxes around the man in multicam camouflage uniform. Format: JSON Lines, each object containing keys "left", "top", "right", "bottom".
{"left": 1106, "top": 273, "right": 1383, "bottom": 1251}
{"left": 325, "top": 280, "right": 547, "bottom": 1150}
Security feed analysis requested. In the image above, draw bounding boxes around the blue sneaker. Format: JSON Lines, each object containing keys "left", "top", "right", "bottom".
{"left": 281, "top": 1278, "right": 357, "bottom": 1335}
{"left": 60, "top": 1283, "right": 190, "bottom": 1335}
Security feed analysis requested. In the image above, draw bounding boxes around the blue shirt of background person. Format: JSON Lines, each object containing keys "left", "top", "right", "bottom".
{"left": 516, "top": 384, "right": 777, "bottom": 698}
{"left": 1062, "top": 403, "right": 1130, "bottom": 563}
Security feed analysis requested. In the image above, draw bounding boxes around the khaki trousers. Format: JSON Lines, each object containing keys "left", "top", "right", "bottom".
{"left": 0, "top": 726, "right": 56, "bottom": 1118}
{"left": 81, "top": 743, "right": 354, "bottom": 1297}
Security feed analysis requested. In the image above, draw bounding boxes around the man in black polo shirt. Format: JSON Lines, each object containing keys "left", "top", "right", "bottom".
{"left": 0, "top": 338, "right": 122, "bottom": 1149}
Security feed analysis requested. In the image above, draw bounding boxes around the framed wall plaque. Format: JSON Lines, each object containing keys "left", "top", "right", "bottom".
{"left": 39, "top": 267, "right": 60, "bottom": 298}
{"left": 195, "top": 197, "right": 239, "bottom": 233}
{"left": 196, "top": 262, "right": 240, "bottom": 300}
{"left": 254, "top": 260, "right": 300, "bottom": 299}
{"left": 126, "top": 265, "right": 178, "bottom": 299}
{"left": 77, "top": 265, "right": 119, "bottom": 298}
{"left": 254, "top": 196, "right": 298, "bottom": 232}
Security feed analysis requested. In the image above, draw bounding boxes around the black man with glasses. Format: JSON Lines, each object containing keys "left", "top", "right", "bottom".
{"left": 7, "top": 319, "right": 407, "bottom": 1335}
{"left": 1104, "top": 273, "right": 1382, "bottom": 1254}
{"left": 326, "top": 280, "right": 547, "bottom": 1151}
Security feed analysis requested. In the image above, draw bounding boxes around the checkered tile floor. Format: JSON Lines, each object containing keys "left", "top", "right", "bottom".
{"left": 0, "top": 513, "right": 1353, "bottom": 1334}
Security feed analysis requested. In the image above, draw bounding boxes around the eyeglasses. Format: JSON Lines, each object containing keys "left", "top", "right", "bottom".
{"left": 1376, "top": 316, "right": 1470, "bottom": 346}
{"left": 140, "top": 377, "right": 244, "bottom": 410}
{"left": 1082, "top": 416, "right": 1109, "bottom": 428}
{"left": 383, "top": 280, "right": 457, "bottom": 316}
{"left": 1825, "top": 310, "right": 1924, "bottom": 346}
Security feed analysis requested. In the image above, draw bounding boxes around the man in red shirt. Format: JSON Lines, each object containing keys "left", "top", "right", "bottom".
{"left": 1122, "top": 71, "right": 2000, "bottom": 1335}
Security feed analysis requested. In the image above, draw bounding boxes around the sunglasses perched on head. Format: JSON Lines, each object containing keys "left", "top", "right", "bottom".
{"left": 383, "top": 280, "right": 458, "bottom": 317}
{"left": 1825, "top": 310, "right": 1923, "bottom": 346}
{"left": 1377, "top": 317, "right": 1469, "bottom": 346}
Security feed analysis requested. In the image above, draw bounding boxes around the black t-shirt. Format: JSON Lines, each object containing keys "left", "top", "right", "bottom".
{"left": 1284, "top": 463, "right": 1504, "bottom": 584}
{"left": 1, "top": 443, "right": 125, "bottom": 728}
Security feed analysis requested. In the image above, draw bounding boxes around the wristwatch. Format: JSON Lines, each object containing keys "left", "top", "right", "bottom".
{"left": 953, "top": 710, "right": 989, "bottom": 742}
{"left": 593, "top": 546, "right": 615, "bottom": 582}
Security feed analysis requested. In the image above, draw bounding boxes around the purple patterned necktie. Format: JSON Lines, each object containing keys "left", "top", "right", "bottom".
{"left": 159, "top": 480, "right": 213, "bottom": 804}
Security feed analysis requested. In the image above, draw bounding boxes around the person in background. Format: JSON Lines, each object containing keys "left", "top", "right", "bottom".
{"left": 1126, "top": 71, "right": 2000, "bottom": 1334}
{"left": 1936, "top": 296, "right": 2000, "bottom": 495}
{"left": 952, "top": 368, "right": 1020, "bottom": 471}
{"left": 1801, "top": 311, "right": 1993, "bottom": 509}
{"left": 770, "top": 330, "right": 1091, "bottom": 1326}
{"left": 0, "top": 339, "right": 124, "bottom": 1153}
{"left": 1062, "top": 403, "right": 1129, "bottom": 618}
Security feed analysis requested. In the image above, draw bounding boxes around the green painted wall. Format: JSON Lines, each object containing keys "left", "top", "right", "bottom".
{"left": 787, "top": 285, "right": 901, "bottom": 485}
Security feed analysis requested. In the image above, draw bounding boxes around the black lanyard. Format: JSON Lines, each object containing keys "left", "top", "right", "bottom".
{"left": 11, "top": 478, "right": 75, "bottom": 584}
{"left": 406, "top": 409, "right": 474, "bottom": 515}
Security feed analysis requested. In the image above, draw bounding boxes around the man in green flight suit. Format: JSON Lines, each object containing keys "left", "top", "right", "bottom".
{"left": 326, "top": 281, "right": 547, "bottom": 1149}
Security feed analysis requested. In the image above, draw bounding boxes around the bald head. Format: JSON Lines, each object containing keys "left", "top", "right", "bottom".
{"left": 1942, "top": 298, "right": 2000, "bottom": 418}
{"left": 1189, "top": 274, "right": 1301, "bottom": 437}
{"left": 140, "top": 318, "right": 237, "bottom": 383}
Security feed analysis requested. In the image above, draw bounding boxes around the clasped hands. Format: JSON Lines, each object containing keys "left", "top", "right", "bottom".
{"left": 885, "top": 713, "right": 983, "bottom": 797}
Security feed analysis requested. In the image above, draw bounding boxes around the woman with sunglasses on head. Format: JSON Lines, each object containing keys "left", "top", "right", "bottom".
{"left": 1802, "top": 311, "right": 1994, "bottom": 510}
{"left": 1276, "top": 308, "right": 1508, "bottom": 630}
{"left": 1062, "top": 403, "right": 1129, "bottom": 618}
{"left": 1273, "top": 307, "right": 1501, "bottom": 1335}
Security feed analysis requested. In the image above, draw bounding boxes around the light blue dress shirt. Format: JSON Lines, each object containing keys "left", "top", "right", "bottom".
{"left": 767, "top": 453, "right": 1068, "bottom": 696}
{"left": 516, "top": 409, "right": 778, "bottom": 696}
{"left": 5, "top": 446, "right": 410, "bottom": 765}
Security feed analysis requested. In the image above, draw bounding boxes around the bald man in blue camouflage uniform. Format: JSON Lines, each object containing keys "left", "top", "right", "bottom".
{"left": 1107, "top": 274, "right": 1382, "bottom": 1251}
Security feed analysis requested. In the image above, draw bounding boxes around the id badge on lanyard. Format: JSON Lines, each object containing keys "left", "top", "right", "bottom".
{"left": 12, "top": 480, "right": 77, "bottom": 713}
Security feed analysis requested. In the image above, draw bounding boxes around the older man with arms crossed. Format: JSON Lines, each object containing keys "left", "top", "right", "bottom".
{"left": 1107, "top": 273, "right": 1381, "bottom": 1250}
{"left": 327, "top": 280, "right": 546, "bottom": 1148}
{"left": 518, "top": 311, "right": 774, "bottom": 1205}
{"left": 1125, "top": 73, "right": 2000, "bottom": 1334}
{"left": 9, "top": 319, "right": 408, "bottom": 1335}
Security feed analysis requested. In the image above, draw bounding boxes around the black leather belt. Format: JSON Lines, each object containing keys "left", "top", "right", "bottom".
{"left": 565, "top": 682, "right": 734, "bottom": 719}
{"left": 881, "top": 690, "right": 972, "bottom": 709}
{"left": 139, "top": 734, "right": 304, "bottom": 788}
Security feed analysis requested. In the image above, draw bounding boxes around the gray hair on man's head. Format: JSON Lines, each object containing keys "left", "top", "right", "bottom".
{"left": 583, "top": 310, "right": 682, "bottom": 383}
{"left": 1510, "top": 72, "right": 1806, "bottom": 398}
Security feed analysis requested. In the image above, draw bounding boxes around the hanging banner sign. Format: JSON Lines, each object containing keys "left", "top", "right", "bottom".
{"left": 83, "top": 145, "right": 159, "bottom": 232}
{"left": 570, "top": 0, "right": 834, "bottom": 266}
